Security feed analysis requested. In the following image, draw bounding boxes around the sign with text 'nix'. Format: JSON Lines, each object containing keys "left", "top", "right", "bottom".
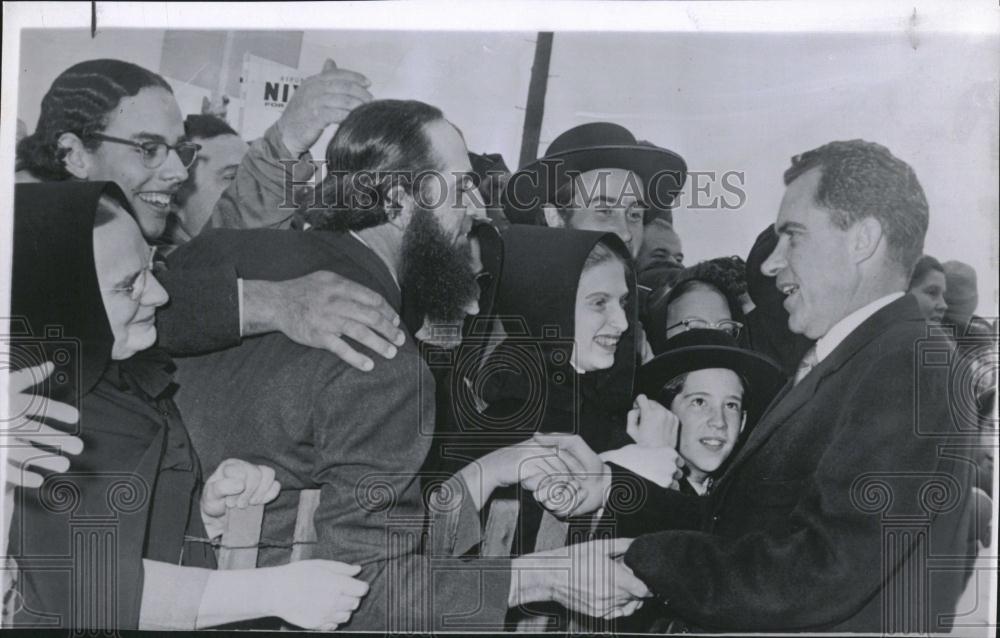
{"left": 238, "top": 53, "right": 303, "bottom": 141}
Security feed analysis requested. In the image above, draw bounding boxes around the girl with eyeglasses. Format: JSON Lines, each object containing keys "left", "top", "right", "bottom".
{"left": 645, "top": 261, "right": 748, "bottom": 355}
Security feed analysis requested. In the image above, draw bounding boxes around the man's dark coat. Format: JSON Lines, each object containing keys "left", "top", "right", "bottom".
{"left": 624, "top": 295, "right": 977, "bottom": 633}
{"left": 168, "top": 228, "right": 511, "bottom": 631}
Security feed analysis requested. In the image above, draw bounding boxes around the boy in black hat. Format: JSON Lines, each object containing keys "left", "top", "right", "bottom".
{"left": 608, "top": 329, "right": 785, "bottom": 498}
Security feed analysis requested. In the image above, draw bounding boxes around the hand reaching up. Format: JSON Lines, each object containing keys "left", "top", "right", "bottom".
{"left": 200, "top": 458, "right": 281, "bottom": 539}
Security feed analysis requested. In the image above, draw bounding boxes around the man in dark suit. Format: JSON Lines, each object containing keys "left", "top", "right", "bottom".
{"left": 171, "top": 99, "right": 649, "bottom": 631}
{"left": 622, "top": 140, "right": 978, "bottom": 632}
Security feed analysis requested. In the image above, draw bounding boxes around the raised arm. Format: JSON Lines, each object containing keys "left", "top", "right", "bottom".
{"left": 208, "top": 59, "right": 372, "bottom": 231}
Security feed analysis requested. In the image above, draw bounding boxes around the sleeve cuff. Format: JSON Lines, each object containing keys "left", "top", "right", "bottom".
{"left": 600, "top": 444, "right": 675, "bottom": 488}
{"left": 138, "top": 560, "right": 211, "bottom": 630}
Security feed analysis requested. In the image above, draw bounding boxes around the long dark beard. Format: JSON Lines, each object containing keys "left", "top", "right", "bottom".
{"left": 399, "top": 207, "right": 479, "bottom": 325}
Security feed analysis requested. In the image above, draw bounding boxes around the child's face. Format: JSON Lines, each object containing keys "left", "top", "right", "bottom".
{"left": 670, "top": 368, "right": 745, "bottom": 484}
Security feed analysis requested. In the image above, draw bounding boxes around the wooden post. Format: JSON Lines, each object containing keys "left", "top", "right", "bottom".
{"left": 518, "top": 32, "right": 554, "bottom": 169}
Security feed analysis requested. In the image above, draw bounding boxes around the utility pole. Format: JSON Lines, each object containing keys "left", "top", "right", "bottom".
{"left": 518, "top": 32, "right": 554, "bottom": 169}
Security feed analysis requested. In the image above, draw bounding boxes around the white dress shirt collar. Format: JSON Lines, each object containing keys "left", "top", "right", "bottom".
{"left": 813, "top": 292, "right": 904, "bottom": 365}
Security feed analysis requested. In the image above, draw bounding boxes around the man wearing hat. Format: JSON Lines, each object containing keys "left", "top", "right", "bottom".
{"left": 504, "top": 122, "right": 686, "bottom": 259}
{"left": 620, "top": 140, "right": 977, "bottom": 632}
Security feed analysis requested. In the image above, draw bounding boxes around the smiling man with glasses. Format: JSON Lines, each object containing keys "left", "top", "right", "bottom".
{"left": 50, "top": 84, "right": 194, "bottom": 239}
{"left": 15, "top": 58, "right": 406, "bottom": 373}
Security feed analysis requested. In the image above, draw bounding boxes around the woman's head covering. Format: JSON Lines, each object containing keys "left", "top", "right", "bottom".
{"left": 10, "top": 181, "right": 130, "bottom": 401}
{"left": 638, "top": 328, "right": 786, "bottom": 427}
{"left": 941, "top": 260, "right": 979, "bottom": 321}
{"left": 479, "top": 225, "right": 637, "bottom": 451}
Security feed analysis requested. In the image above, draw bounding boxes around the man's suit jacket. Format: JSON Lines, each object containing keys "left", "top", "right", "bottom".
{"left": 624, "top": 295, "right": 978, "bottom": 632}
{"left": 168, "top": 228, "right": 511, "bottom": 631}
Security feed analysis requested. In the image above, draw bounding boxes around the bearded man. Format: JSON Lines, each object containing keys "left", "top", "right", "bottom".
{"left": 169, "top": 100, "right": 648, "bottom": 630}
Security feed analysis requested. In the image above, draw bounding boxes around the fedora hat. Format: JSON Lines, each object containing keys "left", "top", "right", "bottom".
{"left": 637, "top": 329, "right": 786, "bottom": 424}
{"left": 503, "top": 122, "right": 687, "bottom": 224}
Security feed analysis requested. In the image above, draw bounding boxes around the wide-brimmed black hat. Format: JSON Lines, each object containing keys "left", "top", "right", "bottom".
{"left": 503, "top": 122, "right": 687, "bottom": 224}
{"left": 637, "top": 328, "right": 786, "bottom": 423}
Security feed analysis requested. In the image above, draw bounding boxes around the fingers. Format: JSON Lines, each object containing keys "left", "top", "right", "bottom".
{"left": 603, "top": 597, "right": 643, "bottom": 619}
{"left": 7, "top": 421, "right": 83, "bottom": 454}
{"left": 533, "top": 474, "right": 582, "bottom": 517}
{"left": 316, "top": 65, "right": 371, "bottom": 88}
{"left": 520, "top": 452, "right": 570, "bottom": 484}
{"left": 231, "top": 463, "right": 261, "bottom": 508}
{"left": 248, "top": 465, "right": 278, "bottom": 505}
{"left": 323, "top": 334, "right": 375, "bottom": 372}
{"left": 27, "top": 397, "right": 80, "bottom": 426}
{"left": 206, "top": 477, "right": 245, "bottom": 509}
{"left": 636, "top": 394, "right": 651, "bottom": 413}
{"left": 533, "top": 433, "right": 589, "bottom": 474}
{"left": 5, "top": 463, "right": 44, "bottom": 489}
{"left": 5, "top": 446, "right": 72, "bottom": 488}
{"left": 6, "top": 447, "right": 71, "bottom": 476}
{"left": 614, "top": 562, "right": 652, "bottom": 599}
{"left": 261, "top": 480, "right": 280, "bottom": 504}
{"left": 338, "top": 319, "right": 400, "bottom": 361}
{"left": 626, "top": 407, "right": 640, "bottom": 441}
{"left": 313, "top": 559, "right": 363, "bottom": 578}
{"left": 347, "top": 305, "right": 405, "bottom": 347}
{"left": 8, "top": 362, "right": 54, "bottom": 394}
{"left": 664, "top": 408, "right": 680, "bottom": 448}
{"left": 7, "top": 385, "right": 80, "bottom": 425}
{"left": 328, "top": 277, "right": 402, "bottom": 331}
{"left": 319, "top": 82, "right": 374, "bottom": 105}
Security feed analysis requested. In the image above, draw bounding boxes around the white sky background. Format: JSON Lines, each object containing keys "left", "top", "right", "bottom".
{"left": 542, "top": 30, "right": 999, "bottom": 308}
{"left": 4, "top": 2, "right": 999, "bottom": 313}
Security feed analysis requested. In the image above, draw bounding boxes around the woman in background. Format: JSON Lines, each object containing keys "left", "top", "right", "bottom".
{"left": 907, "top": 254, "right": 948, "bottom": 323}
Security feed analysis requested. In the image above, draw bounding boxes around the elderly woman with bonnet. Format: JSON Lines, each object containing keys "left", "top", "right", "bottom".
{"left": 7, "top": 182, "right": 368, "bottom": 630}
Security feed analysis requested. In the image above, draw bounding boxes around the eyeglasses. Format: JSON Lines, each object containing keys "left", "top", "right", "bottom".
{"left": 102, "top": 245, "right": 159, "bottom": 301}
{"left": 88, "top": 133, "right": 201, "bottom": 169}
{"left": 666, "top": 318, "right": 744, "bottom": 339}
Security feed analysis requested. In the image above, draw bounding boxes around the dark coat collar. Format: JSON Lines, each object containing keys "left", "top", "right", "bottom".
{"left": 718, "top": 294, "right": 924, "bottom": 483}
{"left": 105, "top": 347, "right": 178, "bottom": 401}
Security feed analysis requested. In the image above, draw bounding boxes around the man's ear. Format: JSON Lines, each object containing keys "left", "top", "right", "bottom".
{"left": 384, "top": 184, "right": 410, "bottom": 231}
{"left": 850, "top": 216, "right": 884, "bottom": 265}
{"left": 543, "top": 205, "right": 566, "bottom": 228}
{"left": 57, "top": 133, "right": 91, "bottom": 179}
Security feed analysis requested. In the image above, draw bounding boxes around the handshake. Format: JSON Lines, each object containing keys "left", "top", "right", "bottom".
{"left": 455, "top": 395, "right": 688, "bottom": 622}
{"left": 461, "top": 394, "right": 686, "bottom": 519}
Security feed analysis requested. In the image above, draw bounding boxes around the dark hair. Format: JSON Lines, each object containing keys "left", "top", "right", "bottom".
{"left": 548, "top": 178, "right": 578, "bottom": 224}
{"left": 657, "top": 370, "right": 749, "bottom": 415}
{"left": 184, "top": 113, "right": 238, "bottom": 141}
{"left": 658, "top": 372, "right": 689, "bottom": 408}
{"left": 305, "top": 99, "right": 446, "bottom": 232}
{"left": 16, "top": 59, "right": 173, "bottom": 181}
{"left": 783, "top": 140, "right": 928, "bottom": 272}
{"left": 908, "top": 254, "right": 945, "bottom": 290}
{"left": 667, "top": 261, "right": 746, "bottom": 324}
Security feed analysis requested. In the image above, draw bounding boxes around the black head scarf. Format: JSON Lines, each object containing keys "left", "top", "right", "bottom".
{"left": 10, "top": 182, "right": 127, "bottom": 402}
{"left": 744, "top": 224, "right": 813, "bottom": 377}
{"left": 479, "top": 225, "right": 637, "bottom": 452}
